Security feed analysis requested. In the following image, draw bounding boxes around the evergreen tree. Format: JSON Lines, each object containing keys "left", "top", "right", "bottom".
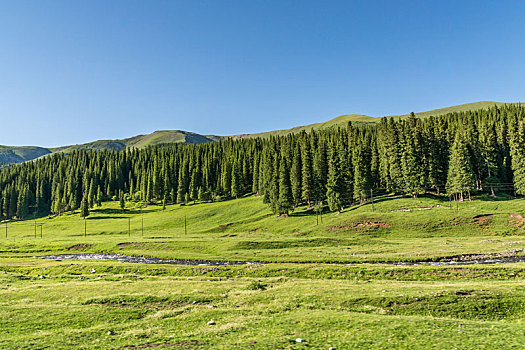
{"left": 326, "top": 144, "right": 344, "bottom": 213}
{"left": 119, "top": 191, "right": 125, "bottom": 210}
{"left": 290, "top": 144, "right": 302, "bottom": 207}
{"left": 446, "top": 132, "right": 475, "bottom": 201}
{"left": 277, "top": 155, "right": 293, "bottom": 215}
{"left": 80, "top": 195, "right": 89, "bottom": 218}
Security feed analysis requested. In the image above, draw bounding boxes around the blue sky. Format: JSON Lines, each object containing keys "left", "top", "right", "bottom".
{"left": 1, "top": 0, "right": 524, "bottom": 147}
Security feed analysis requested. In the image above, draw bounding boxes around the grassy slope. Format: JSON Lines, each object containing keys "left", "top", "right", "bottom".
{"left": 229, "top": 114, "right": 377, "bottom": 139}
{"left": 2, "top": 101, "right": 521, "bottom": 166}
{"left": 0, "top": 145, "right": 51, "bottom": 165}
{"left": 2, "top": 194, "right": 525, "bottom": 348}
{"left": 2, "top": 193, "right": 525, "bottom": 262}
{"left": 387, "top": 101, "right": 523, "bottom": 120}
{"left": 51, "top": 130, "right": 223, "bottom": 153}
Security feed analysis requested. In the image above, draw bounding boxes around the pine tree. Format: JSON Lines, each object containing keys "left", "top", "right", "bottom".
{"left": 301, "top": 138, "right": 313, "bottom": 207}
{"left": 231, "top": 160, "right": 241, "bottom": 199}
{"left": 446, "top": 132, "right": 475, "bottom": 201}
{"left": 290, "top": 144, "right": 302, "bottom": 208}
{"left": 510, "top": 119, "right": 525, "bottom": 195}
{"left": 277, "top": 155, "right": 293, "bottom": 215}
{"left": 119, "top": 191, "right": 125, "bottom": 210}
{"left": 80, "top": 195, "right": 89, "bottom": 218}
{"left": 326, "top": 144, "right": 344, "bottom": 213}
{"left": 16, "top": 186, "right": 29, "bottom": 219}
{"left": 96, "top": 186, "right": 102, "bottom": 207}
{"left": 88, "top": 178, "right": 95, "bottom": 208}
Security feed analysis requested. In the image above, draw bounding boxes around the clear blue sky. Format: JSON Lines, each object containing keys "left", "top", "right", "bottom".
{"left": 1, "top": 0, "right": 524, "bottom": 147}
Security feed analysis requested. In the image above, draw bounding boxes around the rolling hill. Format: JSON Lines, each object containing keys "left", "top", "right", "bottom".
{"left": 0, "top": 101, "right": 520, "bottom": 166}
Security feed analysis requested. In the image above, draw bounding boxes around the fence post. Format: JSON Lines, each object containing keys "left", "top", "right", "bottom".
{"left": 84, "top": 220, "right": 87, "bottom": 237}
{"left": 184, "top": 216, "right": 187, "bottom": 235}
{"left": 40, "top": 224, "right": 42, "bottom": 239}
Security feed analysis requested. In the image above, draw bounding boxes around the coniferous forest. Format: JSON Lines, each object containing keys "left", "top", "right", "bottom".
{"left": 2, "top": 104, "right": 525, "bottom": 220}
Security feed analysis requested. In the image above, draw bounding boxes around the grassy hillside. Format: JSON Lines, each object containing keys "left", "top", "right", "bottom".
{"left": 230, "top": 114, "right": 376, "bottom": 140}
{"left": 52, "top": 130, "right": 223, "bottom": 154}
{"left": 2, "top": 194, "right": 525, "bottom": 348}
{"left": 388, "top": 101, "right": 523, "bottom": 119}
{"left": 2, "top": 101, "right": 522, "bottom": 167}
{"left": 0, "top": 145, "right": 51, "bottom": 166}
{"left": 3, "top": 193, "right": 525, "bottom": 262}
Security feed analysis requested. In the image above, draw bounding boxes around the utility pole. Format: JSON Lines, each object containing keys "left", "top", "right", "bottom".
{"left": 370, "top": 189, "right": 374, "bottom": 212}
{"left": 84, "top": 220, "right": 87, "bottom": 237}
{"left": 184, "top": 216, "right": 187, "bottom": 235}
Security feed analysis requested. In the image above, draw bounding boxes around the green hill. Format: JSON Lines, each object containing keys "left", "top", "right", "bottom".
{"left": 51, "top": 130, "right": 223, "bottom": 154}
{"left": 387, "top": 101, "right": 522, "bottom": 119}
{"left": 230, "top": 114, "right": 376, "bottom": 140}
{"left": 0, "top": 146, "right": 51, "bottom": 167}
{"left": 1, "top": 101, "right": 522, "bottom": 166}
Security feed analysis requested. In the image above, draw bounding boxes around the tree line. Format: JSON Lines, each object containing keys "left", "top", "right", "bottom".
{"left": 1, "top": 104, "right": 525, "bottom": 220}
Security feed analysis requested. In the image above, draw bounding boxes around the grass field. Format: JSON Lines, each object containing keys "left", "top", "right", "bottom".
{"left": 2, "top": 194, "right": 525, "bottom": 349}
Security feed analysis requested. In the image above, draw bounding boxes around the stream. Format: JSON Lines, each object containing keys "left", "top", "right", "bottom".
{"left": 39, "top": 253, "right": 525, "bottom": 266}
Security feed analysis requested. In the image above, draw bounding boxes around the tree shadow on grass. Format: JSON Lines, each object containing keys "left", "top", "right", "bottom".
{"left": 92, "top": 208, "right": 157, "bottom": 215}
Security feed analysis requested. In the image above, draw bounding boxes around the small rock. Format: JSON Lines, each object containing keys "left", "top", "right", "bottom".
{"left": 207, "top": 320, "right": 215, "bottom": 325}
{"left": 296, "top": 338, "right": 303, "bottom": 343}
{"left": 107, "top": 330, "right": 115, "bottom": 335}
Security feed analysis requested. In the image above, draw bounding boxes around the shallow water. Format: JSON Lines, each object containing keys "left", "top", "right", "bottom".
{"left": 39, "top": 253, "right": 525, "bottom": 266}
{"left": 40, "top": 253, "right": 255, "bottom": 266}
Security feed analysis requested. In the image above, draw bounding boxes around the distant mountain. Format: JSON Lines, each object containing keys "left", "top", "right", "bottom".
{"left": 387, "top": 101, "right": 520, "bottom": 120}
{"left": 0, "top": 146, "right": 51, "bottom": 167}
{"left": 51, "top": 130, "right": 222, "bottom": 153}
{"left": 0, "top": 101, "right": 521, "bottom": 167}
{"left": 229, "top": 114, "right": 376, "bottom": 140}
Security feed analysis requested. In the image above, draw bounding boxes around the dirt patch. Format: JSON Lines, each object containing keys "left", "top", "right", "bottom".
{"left": 112, "top": 343, "right": 178, "bottom": 349}
{"left": 329, "top": 221, "right": 390, "bottom": 230}
{"left": 67, "top": 244, "right": 92, "bottom": 250}
{"left": 390, "top": 206, "right": 433, "bottom": 212}
{"left": 474, "top": 214, "right": 493, "bottom": 225}
{"left": 480, "top": 239, "right": 501, "bottom": 243}
{"left": 509, "top": 213, "right": 525, "bottom": 230}
{"left": 502, "top": 241, "right": 525, "bottom": 246}
{"left": 118, "top": 242, "right": 143, "bottom": 247}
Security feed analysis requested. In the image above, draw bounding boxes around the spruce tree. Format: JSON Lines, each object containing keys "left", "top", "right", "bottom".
{"left": 290, "top": 144, "right": 302, "bottom": 207}
{"left": 277, "top": 155, "right": 293, "bottom": 215}
{"left": 80, "top": 195, "right": 89, "bottom": 218}
{"left": 326, "top": 144, "right": 344, "bottom": 213}
{"left": 446, "top": 132, "right": 475, "bottom": 201}
{"left": 301, "top": 138, "right": 313, "bottom": 207}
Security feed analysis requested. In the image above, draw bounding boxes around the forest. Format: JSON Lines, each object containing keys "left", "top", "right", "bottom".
{"left": 1, "top": 104, "right": 525, "bottom": 220}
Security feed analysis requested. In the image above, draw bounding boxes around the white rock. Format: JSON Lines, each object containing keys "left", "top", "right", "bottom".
{"left": 207, "top": 320, "right": 215, "bottom": 325}
{"left": 296, "top": 338, "right": 303, "bottom": 343}
{"left": 89, "top": 268, "right": 96, "bottom": 273}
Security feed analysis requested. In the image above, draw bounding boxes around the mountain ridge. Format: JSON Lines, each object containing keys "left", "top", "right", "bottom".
{"left": 1, "top": 101, "right": 520, "bottom": 166}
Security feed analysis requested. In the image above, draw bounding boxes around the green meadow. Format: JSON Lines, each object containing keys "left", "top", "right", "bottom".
{"left": 2, "top": 194, "right": 525, "bottom": 349}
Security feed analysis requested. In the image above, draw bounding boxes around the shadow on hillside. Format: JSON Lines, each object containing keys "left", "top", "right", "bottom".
{"left": 93, "top": 208, "right": 157, "bottom": 215}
